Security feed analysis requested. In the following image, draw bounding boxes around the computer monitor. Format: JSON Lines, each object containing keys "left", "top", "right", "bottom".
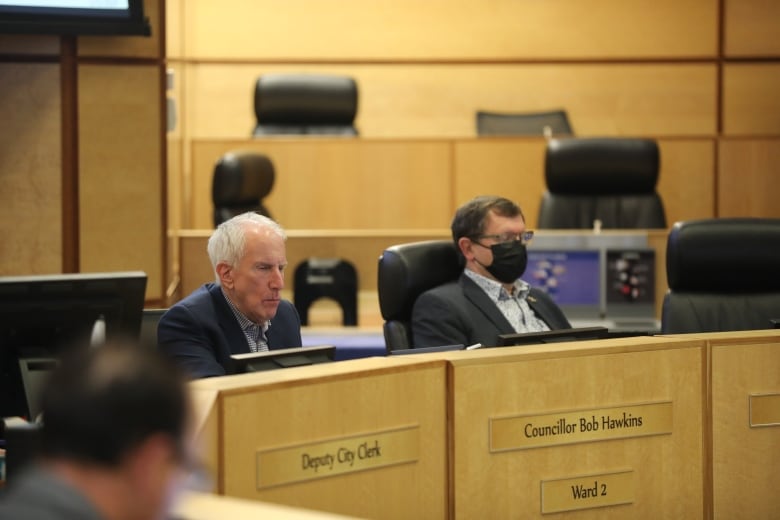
{"left": 497, "top": 326, "right": 609, "bottom": 347}
{"left": 230, "top": 345, "right": 336, "bottom": 373}
{"left": 524, "top": 249, "right": 602, "bottom": 320}
{"left": 0, "top": 271, "right": 147, "bottom": 420}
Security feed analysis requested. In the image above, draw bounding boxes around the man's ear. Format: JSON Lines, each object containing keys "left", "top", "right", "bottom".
{"left": 216, "top": 262, "right": 233, "bottom": 289}
{"left": 457, "top": 237, "right": 474, "bottom": 261}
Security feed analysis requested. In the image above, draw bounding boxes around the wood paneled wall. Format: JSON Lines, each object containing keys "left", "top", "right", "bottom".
{"left": 0, "top": 0, "right": 167, "bottom": 303}
{"left": 0, "top": 62, "right": 62, "bottom": 275}
{"left": 167, "top": 0, "right": 780, "bottom": 244}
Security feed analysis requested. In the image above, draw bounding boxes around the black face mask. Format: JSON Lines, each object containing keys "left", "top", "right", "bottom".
{"left": 479, "top": 240, "right": 528, "bottom": 284}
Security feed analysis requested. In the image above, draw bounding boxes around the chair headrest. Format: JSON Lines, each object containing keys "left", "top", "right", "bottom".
{"left": 545, "top": 138, "right": 659, "bottom": 194}
{"left": 212, "top": 152, "right": 275, "bottom": 206}
{"left": 378, "top": 240, "right": 462, "bottom": 321}
{"left": 666, "top": 218, "right": 780, "bottom": 292}
{"left": 254, "top": 74, "right": 358, "bottom": 126}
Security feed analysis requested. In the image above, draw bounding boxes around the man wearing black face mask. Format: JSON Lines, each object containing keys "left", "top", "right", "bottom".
{"left": 412, "top": 195, "right": 571, "bottom": 348}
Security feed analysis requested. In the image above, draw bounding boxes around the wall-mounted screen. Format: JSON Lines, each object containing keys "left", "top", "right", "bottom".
{"left": 0, "top": 0, "right": 150, "bottom": 36}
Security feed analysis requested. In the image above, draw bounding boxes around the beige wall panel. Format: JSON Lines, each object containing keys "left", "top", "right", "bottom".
{"left": 0, "top": 35, "right": 59, "bottom": 54}
{"left": 0, "top": 63, "right": 62, "bottom": 275}
{"left": 166, "top": 0, "right": 184, "bottom": 59}
{"left": 192, "top": 359, "right": 449, "bottom": 519}
{"left": 453, "top": 139, "right": 548, "bottom": 228}
{"left": 78, "top": 0, "right": 162, "bottom": 59}
{"left": 181, "top": 0, "right": 716, "bottom": 60}
{"left": 190, "top": 139, "right": 453, "bottom": 230}
{"left": 656, "top": 139, "right": 716, "bottom": 224}
{"left": 722, "top": 64, "right": 780, "bottom": 136}
{"left": 718, "top": 138, "right": 780, "bottom": 218}
{"left": 724, "top": 0, "right": 780, "bottom": 56}
{"left": 450, "top": 338, "right": 705, "bottom": 518}
{"left": 185, "top": 63, "right": 717, "bottom": 140}
{"left": 78, "top": 64, "right": 163, "bottom": 301}
{"left": 711, "top": 336, "right": 780, "bottom": 518}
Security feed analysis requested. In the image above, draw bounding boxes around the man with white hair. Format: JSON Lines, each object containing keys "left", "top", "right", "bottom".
{"left": 158, "top": 212, "right": 302, "bottom": 378}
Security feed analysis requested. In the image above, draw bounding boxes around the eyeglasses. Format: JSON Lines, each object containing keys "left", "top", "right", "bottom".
{"left": 472, "top": 230, "right": 534, "bottom": 245}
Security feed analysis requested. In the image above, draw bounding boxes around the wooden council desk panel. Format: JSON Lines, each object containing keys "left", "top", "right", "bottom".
{"left": 189, "top": 357, "right": 449, "bottom": 520}
{"left": 447, "top": 336, "right": 706, "bottom": 519}
{"left": 707, "top": 330, "right": 780, "bottom": 519}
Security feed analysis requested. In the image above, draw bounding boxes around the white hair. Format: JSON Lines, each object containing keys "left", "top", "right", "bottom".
{"left": 206, "top": 212, "right": 286, "bottom": 284}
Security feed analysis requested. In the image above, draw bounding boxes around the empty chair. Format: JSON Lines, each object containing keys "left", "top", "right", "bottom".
{"left": 377, "top": 240, "right": 462, "bottom": 351}
{"left": 476, "top": 109, "right": 573, "bottom": 137}
{"left": 294, "top": 258, "right": 358, "bottom": 326}
{"left": 253, "top": 73, "right": 358, "bottom": 136}
{"left": 539, "top": 137, "right": 666, "bottom": 229}
{"left": 212, "top": 152, "right": 275, "bottom": 227}
{"left": 661, "top": 218, "right": 780, "bottom": 334}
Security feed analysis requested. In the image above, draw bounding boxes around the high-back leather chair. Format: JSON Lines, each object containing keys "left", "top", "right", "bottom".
{"left": 212, "top": 152, "right": 275, "bottom": 227}
{"left": 378, "top": 240, "right": 462, "bottom": 351}
{"left": 476, "top": 109, "right": 573, "bottom": 137}
{"left": 539, "top": 137, "right": 666, "bottom": 229}
{"left": 661, "top": 218, "right": 780, "bottom": 333}
{"left": 253, "top": 73, "right": 358, "bottom": 136}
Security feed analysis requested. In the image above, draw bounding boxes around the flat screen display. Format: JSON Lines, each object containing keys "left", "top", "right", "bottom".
{"left": 0, "top": 271, "right": 147, "bottom": 419}
{"left": 497, "top": 326, "right": 609, "bottom": 347}
{"left": 0, "top": 0, "right": 150, "bottom": 35}
{"left": 523, "top": 249, "right": 602, "bottom": 319}
{"left": 230, "top": 345, "right": 336, "bottom": 373}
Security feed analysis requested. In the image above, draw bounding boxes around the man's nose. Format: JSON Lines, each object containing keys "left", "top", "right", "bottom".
{"left": 270, "top": 267, "right": 284, "bottom": 289}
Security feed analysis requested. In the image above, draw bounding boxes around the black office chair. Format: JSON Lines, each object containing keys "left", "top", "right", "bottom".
{"left": 538, "top": 137, "right": 666, "bottom": 229}
{"left": 476, "top": 109, "right": 573, "bottom": 137}
{"left": 252, "top": 73, "right": 359, "bottom": 136}
{"left": 377, "top": 240, "right": 462, "bottom": 351}
{"left": 212, "top": 151, "right": 275, "bottom": 227}
{"left": 294, "top": 258, "right": 358, "bottom": 326}
{"left": 661, "top": 218, "right": 780, "bottom": 334}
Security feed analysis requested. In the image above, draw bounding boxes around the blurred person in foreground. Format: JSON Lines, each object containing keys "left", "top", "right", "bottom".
{"left": 0, "top": 341, "right": 195, "bottom": 520}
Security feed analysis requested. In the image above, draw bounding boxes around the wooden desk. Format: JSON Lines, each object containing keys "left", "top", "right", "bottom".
{"left": 447, "top": 335, "right": 706, "bottom": 518}
{"left": 659, "top": 329, "right": 780, "bottom": 519}
{"left": 174, "top": 491, "right": 358, "bottom": 519}
{"left": 186, "top": 331, "right": 780, "bottom": 519}
{"left": 189, "top": 356, "right": 449, "bottom": 520}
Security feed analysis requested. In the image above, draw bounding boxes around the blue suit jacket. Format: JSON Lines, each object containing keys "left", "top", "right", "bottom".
{"left": 412, "top": 273, "right": 572, "bottom": 348}
{"left": 158, "top": 283, "right": 302, "bottom": 378}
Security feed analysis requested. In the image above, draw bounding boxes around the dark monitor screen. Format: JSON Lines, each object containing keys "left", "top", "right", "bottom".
{"left": 524, "top": 249, "right": 602, "bottom": 319}
{"left": 0, "top": 271, "right": 147, "bottom": 419}
{"left": 0, "top": 0, "right": 150, "bottom": 35}
{"left": 230, "top": 345, "right": 336, "bottom": 373}
{"left": 497, "top": 326, "right": 609, "bottom": 347}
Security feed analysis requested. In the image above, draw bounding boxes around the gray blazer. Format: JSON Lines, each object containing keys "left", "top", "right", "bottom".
{"left": 412, "top": 273, "right": 571, "bottom": 348}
